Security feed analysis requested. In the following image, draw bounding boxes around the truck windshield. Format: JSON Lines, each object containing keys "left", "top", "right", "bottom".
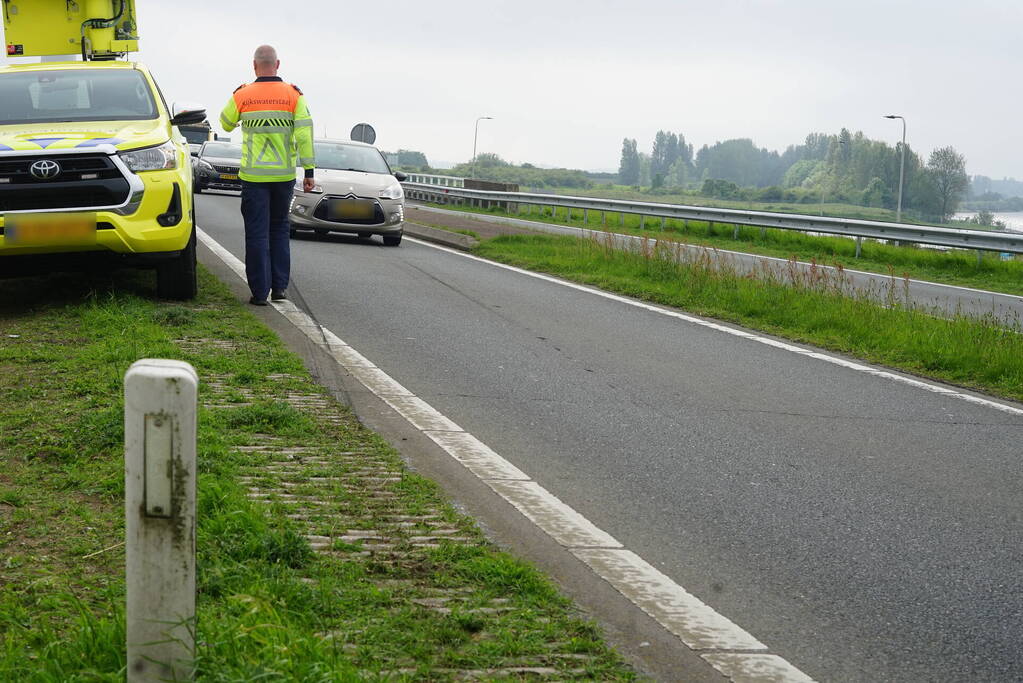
{"left": 0, "top": 68, "right": 158, "bottom": 125}
{"left": 314, "top": 142, "right": 390, "bottom": 174}
{"left": 181, "top": 129, "right": 212, "bottom": 144}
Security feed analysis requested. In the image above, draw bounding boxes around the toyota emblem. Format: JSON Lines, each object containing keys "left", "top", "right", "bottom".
{"left": 29, "top": 159, "right": 61, "bottom": 180}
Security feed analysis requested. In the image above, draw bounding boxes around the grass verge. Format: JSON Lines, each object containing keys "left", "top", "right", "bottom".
{"left": 427, "top": 202, "right": 1023, "bottom": 297}
{"left": 0, "top": 267, "right": 637, "bottom": 681}
{"left": 475, "top": 233, "right": 1023, "bottom": 403}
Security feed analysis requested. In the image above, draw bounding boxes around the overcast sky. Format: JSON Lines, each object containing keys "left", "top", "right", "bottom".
{"left": 3, "top": 1, "right": 1020, "bottom": 177}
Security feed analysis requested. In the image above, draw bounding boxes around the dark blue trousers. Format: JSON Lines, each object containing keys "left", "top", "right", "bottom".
{"left": 240, "top": 179, "right": 293, "bottom": 299}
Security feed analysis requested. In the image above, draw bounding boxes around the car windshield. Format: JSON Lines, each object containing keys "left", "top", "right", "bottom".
{"left": 201, "top": 142, "right": 241, "bottom": 159}
{"left": 314, "top": 142, "right": 390, "bottom": 174}
{"left": 0, "top": 68, "right": 158, "bottom": 125}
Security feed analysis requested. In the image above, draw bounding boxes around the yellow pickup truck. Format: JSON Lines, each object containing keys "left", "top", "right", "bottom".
{"left": 0, "top": 60, "right": 206, "bottom": 299}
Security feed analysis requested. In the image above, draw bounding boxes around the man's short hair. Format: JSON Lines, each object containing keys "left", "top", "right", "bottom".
{"left": 254, "top": 45, "right": 278, "bottom": 66}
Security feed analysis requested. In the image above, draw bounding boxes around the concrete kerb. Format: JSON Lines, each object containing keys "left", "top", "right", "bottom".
{"left": 403, "top": 222, "right": 479, "bottom": 250}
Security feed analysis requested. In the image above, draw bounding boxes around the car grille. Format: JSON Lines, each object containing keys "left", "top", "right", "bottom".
{"left": 313, "top": 197, "right": 386, "bottom": 225}
{"left": 212, "top": 164, "right": 239, "bottom": 174}
{"left": 0, "top": 154, "right": 131, "bottom": 211}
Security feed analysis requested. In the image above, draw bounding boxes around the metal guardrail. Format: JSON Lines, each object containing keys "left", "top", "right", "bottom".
{"left": 403, "top": 182, "right": 1023, "bottom": 256}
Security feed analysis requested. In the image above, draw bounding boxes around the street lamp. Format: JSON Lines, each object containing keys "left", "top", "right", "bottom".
{"left": 884, "top": 114, "right": 906, "bottom": 223}
{"left": 472, "top": 116, "right": 493, "bottom": 179}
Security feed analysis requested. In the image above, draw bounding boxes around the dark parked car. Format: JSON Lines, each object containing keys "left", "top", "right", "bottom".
{"left": 192, "top": 141, "right": 242, "bottom": 193}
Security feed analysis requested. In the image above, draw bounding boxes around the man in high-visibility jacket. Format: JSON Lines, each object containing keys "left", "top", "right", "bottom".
{"left": 220, "top": 44, "right": 315, "bottom": 305}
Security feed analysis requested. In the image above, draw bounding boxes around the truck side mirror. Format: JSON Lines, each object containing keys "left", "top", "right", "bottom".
{"left": 171, "top": 102, "right": 207, "bottom": 127}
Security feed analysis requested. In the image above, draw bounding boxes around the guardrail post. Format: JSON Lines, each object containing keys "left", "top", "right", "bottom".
{"left": 660, "top": 217, "right": 665, "bottom": 231}
{"left": 125, "top": 359, "right": 198, "bottom": 683}
{"left": 602, "top": 211, "right": 606, "bottom": 226}
{"left": 760, "top": 227, "right": 766, "bottom": 240}
{"left": 584, "top": 209, "right": 588, "bottom": 224}
{"left": 855, "top": 237, "right": 862, "bottom": 258}
{"left": 640, "top": 215, "right": 645, "bottom": 230}
{"left": 733, "top": 224, "right": 740, "bottom": 240}
{"left": 619, "top": 212, "right": 624, "bottom": 227}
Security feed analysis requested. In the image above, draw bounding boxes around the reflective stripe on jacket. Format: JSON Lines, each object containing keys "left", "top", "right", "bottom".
{"left": 219, "top": 78, "right": 314, "bottom": 183}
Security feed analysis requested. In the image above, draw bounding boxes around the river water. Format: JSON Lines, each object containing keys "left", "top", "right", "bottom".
{"left": 954, "top": 211, "right": 1023, "bottom": 233}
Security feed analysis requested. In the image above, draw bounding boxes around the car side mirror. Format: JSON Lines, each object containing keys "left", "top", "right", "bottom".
{"left": 170, "top": 101, "right": 207, "bottom": 127}
{"left": 393, "top": 171, "right": 408, "bottom": 182}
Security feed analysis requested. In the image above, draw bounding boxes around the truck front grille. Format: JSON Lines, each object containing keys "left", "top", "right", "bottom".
{"left": 0, "top": 153, "right": 131, "bottom": 211}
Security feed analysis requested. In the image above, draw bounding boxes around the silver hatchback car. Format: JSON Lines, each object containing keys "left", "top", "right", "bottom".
{"left": 289, "top": 139, "right": 406, "bottom": 246}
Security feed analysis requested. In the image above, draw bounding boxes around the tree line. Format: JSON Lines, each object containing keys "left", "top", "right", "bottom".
{"left": 618, "top": 129, "right": 971, "bottom": 220}
{"left": 393, "top": 151, "right": 593, "bottom": 189}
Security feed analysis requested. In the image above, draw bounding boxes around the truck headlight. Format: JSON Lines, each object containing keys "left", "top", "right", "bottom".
{"left": 379, "top": 183, "right": 403, "bottom": 200}
{"left": 120, "top": 141, "right": 178, "bottom": 172}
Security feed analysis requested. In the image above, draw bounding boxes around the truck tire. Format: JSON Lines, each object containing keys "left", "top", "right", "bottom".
{"left": 156, "top": 227, "right": 198, "bottom": 300}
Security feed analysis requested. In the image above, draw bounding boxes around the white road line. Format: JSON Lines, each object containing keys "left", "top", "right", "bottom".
{"left": 404, "top": 236, "right": 1023, "bottom": 418}
{"left": 573, "top": 548, "right": 764, "bottom": 651}
{"left": 197, "top": 227, "right": 818, "bottom": 681}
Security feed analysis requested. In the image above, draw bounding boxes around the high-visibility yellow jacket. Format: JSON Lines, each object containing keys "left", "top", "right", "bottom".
{"left": 219, "top": 76, "right": 314, "bottom": 183}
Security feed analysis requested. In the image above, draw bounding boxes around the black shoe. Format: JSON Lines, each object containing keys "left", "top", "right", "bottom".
{"left": 271, "top": 289, "right": 287, "bottom": 301}
{"left": 249, "top": 296, "right": 268, "bottom": 306}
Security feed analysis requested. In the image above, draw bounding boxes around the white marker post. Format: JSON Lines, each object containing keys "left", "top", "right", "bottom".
{"left": 124, "top": 359, "right": 198, "bottom": 682}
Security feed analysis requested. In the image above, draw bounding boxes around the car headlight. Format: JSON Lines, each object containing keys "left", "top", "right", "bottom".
{"left": 197, "top": 159, "right": 214, "bottom": 171}
{"left": 379, "top": 183, "right": 403, "bottom": 200}
{"left": 120, "top": 140, "right": 178, "bottom": 172}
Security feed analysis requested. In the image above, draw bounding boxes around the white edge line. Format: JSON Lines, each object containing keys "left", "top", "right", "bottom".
{"left": 198, "top": 225, "right": 820, "bottom": 680}
{"left": 404, "top": 235, "right": 1023, "bottom": 419}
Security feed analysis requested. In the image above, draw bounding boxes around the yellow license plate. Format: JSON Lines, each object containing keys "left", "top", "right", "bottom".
{"left": 327, "top": 199, "right": 374, "bottom": 221}
{"left": 4, "top": 212, "right": 97, "bottom": 246}
{"left": 220, "top": 174, "right": 238, "bottom": 180}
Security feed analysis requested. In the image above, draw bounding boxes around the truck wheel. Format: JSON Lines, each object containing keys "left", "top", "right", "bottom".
{"left": 156, "top": 227, "right": 198, "bottom": 300}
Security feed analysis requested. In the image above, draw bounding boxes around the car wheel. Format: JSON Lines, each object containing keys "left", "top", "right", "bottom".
{"left": 382, "top": 233, "right": 402, "bottom": 247}
{"left": 156, "top": 227, "right": 198, "bottom": 300}
{"left": 194, "top": 185, "right": 202, "bottom": 194}
{"left": 315, "top": 228, "right": 329, "bottom": 236}
{"left": 358, "top": 232, "right": 371, "bottom": 239}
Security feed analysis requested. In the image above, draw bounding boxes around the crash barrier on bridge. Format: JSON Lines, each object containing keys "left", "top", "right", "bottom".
{"left": 401, "top": 182, "right": 1023, "bottom": 258}
{"left": 464, "top": 179, "right": 519, "bottom": 212}
{"left": 404, "top": 173, "right": 465, "bottom": 188}
{"left": 404, "top": 174, "right": 519, "bottom": 212}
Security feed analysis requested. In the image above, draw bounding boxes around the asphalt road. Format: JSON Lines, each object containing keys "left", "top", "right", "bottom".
{"left": 197, "top": 192, "right": 1023, "bottom": 682}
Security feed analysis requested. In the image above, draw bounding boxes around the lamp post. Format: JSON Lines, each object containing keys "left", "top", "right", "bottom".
{"left": 472, "top": 116, "right": 493, "bottom": 179}
{"left": 884, "top": 114, "right": 906, "bottom": 223}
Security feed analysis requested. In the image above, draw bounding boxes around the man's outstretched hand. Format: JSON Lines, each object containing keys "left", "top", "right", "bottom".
{"left": 303, "top": 177, "right": 315, "bottom": 192}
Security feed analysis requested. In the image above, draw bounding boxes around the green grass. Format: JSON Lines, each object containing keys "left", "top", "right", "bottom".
{"left": 427, "top": 201, "right": 1023, "bottom": 297}
{"left": 475, "top": 234, "right": 1023, "bottom": 403}
{"left": 0, "top": 268, "right": 637, "bottom": 680}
